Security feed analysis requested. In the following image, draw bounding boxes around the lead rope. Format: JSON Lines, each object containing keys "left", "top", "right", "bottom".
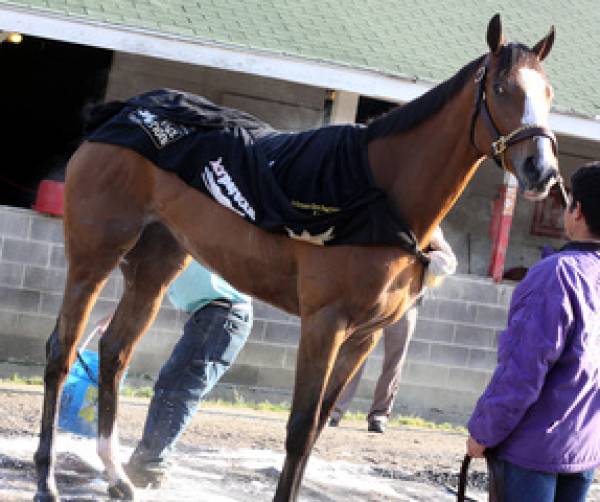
{"left": 457, "top": 454, "right": 471, "bottom": 501}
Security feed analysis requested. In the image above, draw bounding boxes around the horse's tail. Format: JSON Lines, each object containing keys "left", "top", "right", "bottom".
{"left": 82, "top": 100, "right": 126, "bottom": 135}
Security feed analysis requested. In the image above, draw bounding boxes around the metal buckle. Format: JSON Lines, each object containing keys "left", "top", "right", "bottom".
{"left": 492, "top": 136, "right": 507, "bottom": 156}
{"left": 474, "top": 66, "right": 486, "bottom": 83}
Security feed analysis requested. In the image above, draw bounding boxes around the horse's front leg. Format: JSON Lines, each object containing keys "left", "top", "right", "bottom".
{"left": 274, "top": 307, "right": 347, "bottom": 502}
{"left": 275, "top": 328, "right": 382, "bottom": 502}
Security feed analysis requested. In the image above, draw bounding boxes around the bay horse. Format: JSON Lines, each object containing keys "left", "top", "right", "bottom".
{"left": 34, "top": 14, "right": 559, "bottom": 502}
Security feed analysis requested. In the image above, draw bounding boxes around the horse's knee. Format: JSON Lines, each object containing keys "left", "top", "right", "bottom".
{"left": 42, "top": 324, "right": 69, "bottom": 381}
{"left": 99, "top": 337, "right": 128, "bottom": 379}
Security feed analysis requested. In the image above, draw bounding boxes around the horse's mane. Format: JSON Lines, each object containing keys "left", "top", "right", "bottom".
{"left": 366, "top": 44, "right": 535, "bottom": 140}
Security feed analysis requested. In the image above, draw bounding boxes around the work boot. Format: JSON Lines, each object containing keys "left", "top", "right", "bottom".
{"left": 123, "top": 459, "right": 167, "bottom": 489}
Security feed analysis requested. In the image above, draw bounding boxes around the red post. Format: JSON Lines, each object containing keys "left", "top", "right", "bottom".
{"left": 488, "top": 173, "right": 518, "bottom": 282}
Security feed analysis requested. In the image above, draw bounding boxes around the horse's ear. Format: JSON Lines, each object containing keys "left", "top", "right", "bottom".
{"left": 486, "top": 14, "right": 505, "bottom": 55}
{"left": 532, "top": 26, "right": 555, "bottom": 61}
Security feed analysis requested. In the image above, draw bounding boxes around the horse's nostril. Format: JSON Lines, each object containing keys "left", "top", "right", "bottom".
{"left": 523, "top": 156, "right": 540, "bottom": 182}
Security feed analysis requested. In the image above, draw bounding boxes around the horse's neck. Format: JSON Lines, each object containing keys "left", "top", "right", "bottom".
{"left": 368, "top": 85, "right": 484, "bottom": 243}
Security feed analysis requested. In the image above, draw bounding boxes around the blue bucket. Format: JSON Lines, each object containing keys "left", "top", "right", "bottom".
{"left": 58, "top": 324, "right": 128, "bottom": 437}
{"left": 58, "top": 348, "right": 100, "bottom": 437}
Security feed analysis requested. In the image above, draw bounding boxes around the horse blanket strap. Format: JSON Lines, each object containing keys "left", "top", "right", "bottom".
{"left": 87, "top": 89, "right": 426, "bottom": 263}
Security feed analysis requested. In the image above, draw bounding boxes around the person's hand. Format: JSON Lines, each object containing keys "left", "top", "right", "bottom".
{"left": 466, "top": 435, "right": 486, "bottom": 458}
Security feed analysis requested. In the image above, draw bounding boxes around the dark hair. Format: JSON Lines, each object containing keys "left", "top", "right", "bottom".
{"left": 570, "top": 161, "right": 600, "bottom": 237}
{"left": 366, "top": 43, "right": 535, "bottom": 141}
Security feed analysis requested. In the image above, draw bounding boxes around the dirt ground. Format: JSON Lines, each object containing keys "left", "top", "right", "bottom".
{"left": 1, "top": 384, "right": 599, "bottom": 501}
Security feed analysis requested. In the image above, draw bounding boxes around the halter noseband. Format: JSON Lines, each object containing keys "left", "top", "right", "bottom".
{"left": 469, "top": 55, "right": 557, "bottom": 171}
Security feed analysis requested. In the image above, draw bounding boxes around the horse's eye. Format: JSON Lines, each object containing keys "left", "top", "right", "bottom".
{"left": 493, "top": 83, "right": 504, "bottom": 95}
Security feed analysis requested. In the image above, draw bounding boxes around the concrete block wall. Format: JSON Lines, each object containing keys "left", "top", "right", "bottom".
{"left": 0, "top": 205, "right": 515, "bottom": 424}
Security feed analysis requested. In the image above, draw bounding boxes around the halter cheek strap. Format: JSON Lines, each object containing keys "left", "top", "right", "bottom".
{"left": 469, "top": 55, "right": 557, "bottom": 171}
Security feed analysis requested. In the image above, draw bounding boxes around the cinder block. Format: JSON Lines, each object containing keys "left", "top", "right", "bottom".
{"left": 89, "top": 299, "right": 120, "bottom": 320}
{"left": 475, "top": 304, "right": 508, "bottom": 329}
{"left": 263, "top": 321, "right": 300, "bottom": 346}
{"left": 0, "top": 335, "right": 47, "bottom": 364}
{"left": 459, "top": 280, "right": 500, "bottom": 304}
{"left": 352, "top": 378, "right": 376, "bottom": 400}
{"left": 468, "top": 348, "right": 498, "bottom": 371}
{"left": 252, "top": 299, "right": 298, "bottom": 323}
{"left": 16, "top": 313, "right": 55, "bottom": 339}
{"left": 128, "top": 350, "right": 169, "bottom": 377}
{"left": 24, "top": 267, "right": 66, "bottom": 292}
{"left": 49, "top": 245, "right": 67, "bottom": 269}
{"left": 413, "top": 318, "right": 454, "bottom": 343}
{"left": 0, "top": 310, "right": 20, "bottom": 331}
{"left": 249, "top": 319, "right": 267, "bottom": 342}
{"left": 151, "top": 306, "right": 180, "bottom": 330}
{"left": 98, "top": 275, "right": 120, "bottom": 300}
{"left": 40, "top": 292, "right": 63, "bottom": 315}
{"left": 394, "top": 382, "right": 479, "bottom": 416}
{"left": 0, "top": 210, "right": 30, "bottom": 239}
{"left": 2, "top": 239, "right": 49, "bottom": 266}
{"left": 497, "top": 284, "right": 516, "bottom": 307}
{"left": 255, "top": 366, "right": 295, "bottom": 390}
{"left": 454, "top": 324, "right": 497, "bottom": 348}
{"left": 437, "top": 299, "right": 478, "bottom": 324}
{"left": 406, "top": 340, "right": 431, "bottom": 361}
{"left": 362, "top": 355, "right": 383, "bottom": 380}
{"left": 0, "top": 263, "right": 24, "bottom": 287}
{"left": 416, "top": 297, "right": 437, "bottom": 318}
{"left": 0, "top": 287, "right": 40, "bottom": 312}
{"left": 430, "top": 276, "right": 463, "bottom": 301}
{"left": 220, "top": 363, "right": 259, "bottom": 386}
{"left": 235, "top": 341, "right": 286, "bottom": 368}
{"left": 30, "top": 217, "right": 64, "bottom": 243}
{"left": 283, "top": 347, "right": 297, "bottom": 371}
{"left": 402, "top": 361, "right": 449, "bottom": 387}
{"left": 447, "top": 367, "right": 492, "bottom": 393}
{"left": 429, "top": 343, "right": 469, "bottom": 367}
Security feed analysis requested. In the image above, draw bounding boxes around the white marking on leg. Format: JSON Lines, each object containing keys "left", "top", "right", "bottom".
{"left": 518, "top": 68, "right": 554, "bottom": 164}
{"left": 97, "top": 425, "right": 127, "bottom": 485}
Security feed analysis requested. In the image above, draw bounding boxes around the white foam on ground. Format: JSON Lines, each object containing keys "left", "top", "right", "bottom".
{"left": 0, "top": 434, "right": 489, "bottom": 501}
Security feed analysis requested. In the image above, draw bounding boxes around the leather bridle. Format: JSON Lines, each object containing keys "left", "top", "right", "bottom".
{"left": 469, "top": 54, "right": 568, "bottom": 207}
{"left": 469, "top": 55, "right": 557, "bottom": 171}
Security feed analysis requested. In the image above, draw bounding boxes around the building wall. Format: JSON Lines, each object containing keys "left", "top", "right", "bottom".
{"left": 0, "top": 206, "right": 513, "bottom": 423}
{"left": 444, "top": 152, "right": 587, "bottom": 276}
{"left": 104, "top": 52, "right": 326, "bottom": 132}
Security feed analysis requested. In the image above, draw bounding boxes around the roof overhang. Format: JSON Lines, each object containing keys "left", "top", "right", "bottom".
{"left": 3, "top": 4, "right": 600, "bottom": 142}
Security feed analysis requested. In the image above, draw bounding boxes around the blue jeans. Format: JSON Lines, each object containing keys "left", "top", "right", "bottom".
{"left": 129, "top": 300, "right": 252, "bottom": 470}
{"left": 502, "top": 459, "right": 594, "bottom": 502}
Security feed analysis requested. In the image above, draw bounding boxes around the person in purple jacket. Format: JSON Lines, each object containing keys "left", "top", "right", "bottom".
{"left": 467, "top": 162, "right": 600, "bottom": 502}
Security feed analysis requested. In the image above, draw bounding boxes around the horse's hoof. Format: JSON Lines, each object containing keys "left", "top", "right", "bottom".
{"left": 33, "top": 490, "right": 59, "bottom": 502}
{"left": 108, "top": 479, "right": 135, "bottom": 500}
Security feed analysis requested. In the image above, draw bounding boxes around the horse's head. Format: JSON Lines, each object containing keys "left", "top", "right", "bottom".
{"left": 472, "top": 14, "right": 558, "bottom": 201}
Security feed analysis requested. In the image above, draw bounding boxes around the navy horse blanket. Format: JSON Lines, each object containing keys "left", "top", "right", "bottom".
{"left": 87, "top": 89, "right": 416, "bottom": 247}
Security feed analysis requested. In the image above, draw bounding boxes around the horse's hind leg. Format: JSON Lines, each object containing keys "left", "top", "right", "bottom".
{"left": 34, "top": 247, "right": 133, "bottom": 502}
{"left": 95, "top": 223, "right": 188, "bottom": 499}
{"left": 274, "top": 328, "right": 381, "bottom": 501}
